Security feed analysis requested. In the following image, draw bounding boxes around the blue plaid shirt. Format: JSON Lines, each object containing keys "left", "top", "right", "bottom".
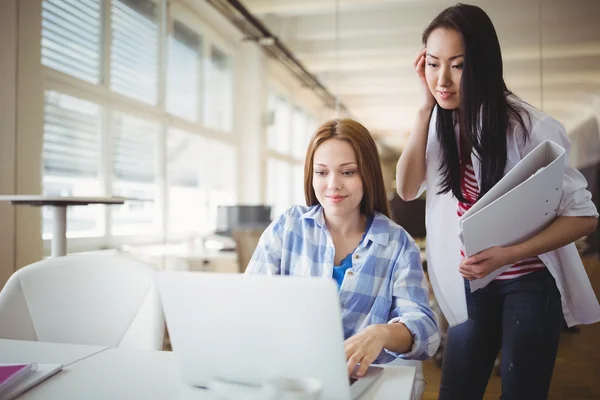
{"left": 246, "top": 205, "right": 440, "bottom": 362}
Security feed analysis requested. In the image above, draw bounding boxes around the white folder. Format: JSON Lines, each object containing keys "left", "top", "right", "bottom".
{"left": 0, "top": 363, "right": 63, "bottom": 400}
{"left": 458, "top": 140, "right": 566, "bottom": 291}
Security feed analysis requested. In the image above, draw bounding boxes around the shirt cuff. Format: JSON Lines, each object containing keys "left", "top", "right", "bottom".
{"left": 383, "top": 317, "right": 421, "bottom": 360}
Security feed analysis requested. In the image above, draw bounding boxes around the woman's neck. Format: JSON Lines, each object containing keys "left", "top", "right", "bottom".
{"left": 324, "top": 210, "right": 367, "bottom": 237}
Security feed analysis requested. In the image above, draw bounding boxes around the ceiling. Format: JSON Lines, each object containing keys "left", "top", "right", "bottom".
{"left": 241, "top": 0, "right": 600, "bottom": 152}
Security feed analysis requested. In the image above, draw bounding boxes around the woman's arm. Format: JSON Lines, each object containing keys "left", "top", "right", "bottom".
{"left": 343, "top": 322, "right": 414, "bottom": 377}
{"left": 509, "top": 216, "right": 596, "bottom": 262}
{"left": 344, "top": 237, "right": 440, "bottom": 376}
{"left": 396, "top": 107, "right": 432, "bottom": 201}
{"left": 396, "top": 49, "right": 436, "bottom": 201}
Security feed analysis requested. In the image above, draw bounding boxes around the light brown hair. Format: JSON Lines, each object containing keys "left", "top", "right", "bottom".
{"left": 304, "top": 118, "right": 391, "bottom": 218}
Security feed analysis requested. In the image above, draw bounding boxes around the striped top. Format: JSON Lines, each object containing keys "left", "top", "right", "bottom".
{"left": 458, "top": 158, "right": 546, "bottom": 280}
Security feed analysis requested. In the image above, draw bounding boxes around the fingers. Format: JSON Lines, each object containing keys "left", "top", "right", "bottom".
{"left": 346, "top": 351, "right": 362, "bottom": 376}
{"left": 414, "top": 49, "right": 427, "bottom": 73}
{"left": 460, "top": 272, "right": 475, "bottom": 280}
{"left": 459, "top": 264, "right": 476, "bottom": 280}
{"left": 415, "top": 55, "right": 425, "bottom": 75}
{"left": 355, "top": 357, "right": 373, "bottom": 377}
{"left": 414, "top": 48, "right": 426, "bottom": 66}
{"left": 460, "top": 263, "right": 486, "bottom": 280}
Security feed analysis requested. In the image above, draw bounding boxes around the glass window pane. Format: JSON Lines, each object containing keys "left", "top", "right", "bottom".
{"left": 267, "top": 158, "right": 292, "bottom": 218}
{"left": 292, "top": 108, "right": 308, "bottom": 160}
{"left": 203, "top": 139, "right": 237, "bottom": 228}
{"left": 166, "top": 130, "right": 237, "bottom": 234}
{"left": 110, "top": 0, "right": 159, "bottom": 104}
{"left": 167, "top": 129, "right": 208, "bottom": 233}
{"left": 268, "top": 97, "right": 291, "bottom": 154}
{"left": 111, "top": 112, "right": 161, "bottom": 235}
{"left": 166, "top": 20, "right": 203, "bottom": 122}
{"left": 41, "top": 0, "right": 102, "bottom": 84}
{"left": 204, "top": 45, "right": 233, "bottom": 132}
{"left": 266, "top": 94, "right": 277, "bottom": 150}
{"left": 293, "top": 164, "right": 305, "bottom": 206}
{"left": 42, "top": 91, "right": 104, "bottom": 239}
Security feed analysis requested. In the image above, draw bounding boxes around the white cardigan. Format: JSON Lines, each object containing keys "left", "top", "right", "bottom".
{"left": 415, "top": 100, "right": 600, "bottom": 327}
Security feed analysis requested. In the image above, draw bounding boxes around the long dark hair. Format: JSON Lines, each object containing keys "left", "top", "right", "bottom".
{"left": 423, "top": 3, "right": 529, "bottom": 202}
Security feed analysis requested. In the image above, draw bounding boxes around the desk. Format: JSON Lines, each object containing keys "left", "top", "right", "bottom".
{"left": 0, "top": 339, "right": 108, "bottom": 367}
{"left": 9, "top": 344, "right": 415, "bottom": 399}
{"left": 124, "top": 242, "right": 239, "bottom": 274}
{"left": 0, "top": 196, "right": 126, "bottom": 257}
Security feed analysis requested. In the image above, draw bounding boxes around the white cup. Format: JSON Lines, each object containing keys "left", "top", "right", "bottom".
{"left": 266, "top": 377, "right": 323, "bottom": 400}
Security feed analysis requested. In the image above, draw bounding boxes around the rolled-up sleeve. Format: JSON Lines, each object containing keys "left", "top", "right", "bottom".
{"left": 244, "top": 212, "right": 287, "bottom": 275}
{"left": 526, "top": 117, "right": 598, "bottom": 218}
{"left": 386, "top": 240, "right": 440, "bottom": 360}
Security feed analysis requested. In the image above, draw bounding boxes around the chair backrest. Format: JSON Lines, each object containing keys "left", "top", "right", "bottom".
{"left": 0, "top": 254, "right": 164, "bottom": 350}
{"left": 232, "top": 227, "right": 264, "bottom": 273}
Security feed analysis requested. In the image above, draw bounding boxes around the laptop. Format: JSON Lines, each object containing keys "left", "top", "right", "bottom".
{"left": 157, "top": 272, "right": 384, "bottom": 400}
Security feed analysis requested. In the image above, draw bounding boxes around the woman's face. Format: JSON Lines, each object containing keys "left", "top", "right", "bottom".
{"left": 425, "top": 28, "right": 465, "bottom": 110}
{"left": 312, "top": 139, "right": 364, "bottom": 219}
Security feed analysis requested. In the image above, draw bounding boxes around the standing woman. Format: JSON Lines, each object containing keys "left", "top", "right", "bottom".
{"left": 396, "top": 3, "right": 600, "bottom": 400}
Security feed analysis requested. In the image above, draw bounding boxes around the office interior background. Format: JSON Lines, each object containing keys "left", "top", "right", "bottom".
{"left": 0, "top": 0, "right": 599, "bottom": 398}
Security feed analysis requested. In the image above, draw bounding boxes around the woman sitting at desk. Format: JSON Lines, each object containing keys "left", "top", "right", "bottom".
{"left": 246, "top": 119, "right": 440, "bottom": 376}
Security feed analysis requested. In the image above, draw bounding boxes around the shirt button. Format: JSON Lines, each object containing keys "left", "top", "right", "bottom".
{"left": 347, "top": 271, "right": 354, "bottom": 276}
{"left": 354, "top": 254, "right": 360, "bottom": 260}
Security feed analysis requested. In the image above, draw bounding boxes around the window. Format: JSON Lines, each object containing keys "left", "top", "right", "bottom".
{"left": 293, "top": 164, "right": 305, "bottom": 206}
{"left": 167, "top": 21, "right": 203, "bottom": 122}
{"left": 110, "top": 0, "right": 159, "bottom": 104}
{"left": 265, "top": 92, "right": 317, "bottom": 217}
{"left": 205, "top": 46, "right": 233, "bottom": 131}
{"left": 203, "top": 139, "right": 237, "bottom": 228}
{"left": 267, "top": 95, "right": 292, "bottom": 154}
{"left": 292, "top": 108, "right": 309, "bottom": 160}
{"left": 267, "top": 158, "right": 292, "bottom": 217}
{"left": 40, "top": 0, "right": 238, "bottom": 250}
{"left": 111, "top": 113, "right": 161, "bottom": 235}
{"left": 41, "top": 0, "right": 102, "bottom": 84}
{"left": 166, "top": 130, "right": 236, "bottom": 234}
{"left": 166, "top": 129, "right": 208, "bottom": 234}
{"left": 42, "top": 91, "right": 104, "bottom": 239}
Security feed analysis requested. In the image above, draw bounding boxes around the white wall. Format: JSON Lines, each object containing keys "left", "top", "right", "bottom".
{"left": 0, "top": 0, "right": 18, "bottom": 289}
{"left": 15, "top": 0, "right": 44, "bottom": 269}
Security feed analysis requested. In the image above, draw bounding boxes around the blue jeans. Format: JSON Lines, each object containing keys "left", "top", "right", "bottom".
{"left": 439, "top": 269, "right": 563, "bottom": 400}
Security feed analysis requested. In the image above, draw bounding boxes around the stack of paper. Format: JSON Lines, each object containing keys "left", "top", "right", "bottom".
{"left": 458, "top": 140, "right": 566, "bottom": 291}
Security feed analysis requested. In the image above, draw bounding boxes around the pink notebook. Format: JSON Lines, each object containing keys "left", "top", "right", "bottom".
{"left": 0, "top": 364, "right": 37, "bottom": 395}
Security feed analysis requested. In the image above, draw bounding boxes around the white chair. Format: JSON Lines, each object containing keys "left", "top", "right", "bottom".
{"left": 0, "top": 254, "right": 164, "bottom": 350}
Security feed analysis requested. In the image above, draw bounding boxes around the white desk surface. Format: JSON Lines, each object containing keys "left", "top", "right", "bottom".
{"left": 18, "top": 347, "right": 416, "bottom": 400}
{"left": 0, "top": 339, "right": 109, "bottom": 366}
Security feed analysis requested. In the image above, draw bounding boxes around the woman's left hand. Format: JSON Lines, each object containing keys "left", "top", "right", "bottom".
{"left": 459, "top": 246, "right": 515, "bottom": 280}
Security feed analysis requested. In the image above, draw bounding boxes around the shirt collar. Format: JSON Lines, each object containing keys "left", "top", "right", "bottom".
{"left": 300, "top": 205, "right": 390, "bottom": 247}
